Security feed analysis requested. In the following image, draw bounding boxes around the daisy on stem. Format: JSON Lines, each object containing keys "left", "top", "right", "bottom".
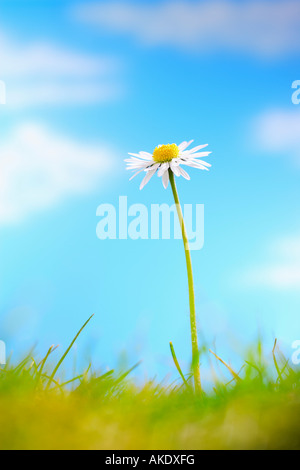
{"left": 125, "top": 141, "right": 211, "bottom": 393}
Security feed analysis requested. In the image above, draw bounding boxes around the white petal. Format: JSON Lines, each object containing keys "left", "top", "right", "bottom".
{"left": 185, "top": 151, "right": 211, "bottom": 158}
{"left": 125, "top": 157, "right": 144, "bottom": 163}
{"left": 178, "top": 140, "right": 194, "bottom": 152}
{"left": 162, "top": 170, "right": 169, "bottom": 189}
{"left": 187, "top": 144, "right": 209, "bottom": 154}
{"left": 178, "top": 166, "right": 190, "bottom": 180}
{"left": 140, "top": 168, "right": 157, "bottom": 190}
{"left": 128, "top": 152, "right": 152, "bottom": 161}
{"left": 139, "top": 151, "right": 153, "bottom": 159}
{"left": 183, "top": 161, "right": 209, "bottom": 171}
{"left": 129, "top": 168, "right": 146, "bottom": 181}
{"left": 146, "top": 163, "right": 160, "bottom": 172}
{"left": 126, "top": 162, "right": 150, "bottom": 170}
{"left": 189, "top": 159, "right": 211, "bottom": 167}
{"left": 170, "top": 161, "right": 181, "bottom": 176}
{"left": 125, "top": 159, "right": 149, "bottom": 166}
{"left": 126, "top": 159, "right": 150, "bottom": 166}
{"left": 157, "top": 162, "right": 169, "bottom": 176}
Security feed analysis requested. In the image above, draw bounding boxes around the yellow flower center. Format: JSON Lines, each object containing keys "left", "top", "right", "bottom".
{"left": 152, "top": 144, "right": 179, "bottom": 163}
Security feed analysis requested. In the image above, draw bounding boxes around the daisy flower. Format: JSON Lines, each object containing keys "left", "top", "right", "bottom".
{"left": 126, "top": 139, "right": 212, "bottom": 394}
{"left": 125, "top": 140, "right": 212, "bottom": 190}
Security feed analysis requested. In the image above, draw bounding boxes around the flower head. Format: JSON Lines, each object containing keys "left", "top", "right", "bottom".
{"left": 125, "top": 140, "right": 211, "bottom": 189}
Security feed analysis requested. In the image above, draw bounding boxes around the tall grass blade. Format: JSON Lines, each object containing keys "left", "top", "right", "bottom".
{"left": 114, "top": 361, "right": 142, "bottom": 387}
{"left": 46, "top": 314, "right": 94, "bottom": 391}
{"left": 209, "top": 349, "right": 242, "bottom": 382}
{"left": 36, "top": 345, "right": 57, "bottom": 385}
{"left": 272, "top": 339, "right": 282, "bottom": 382}
{"left": 169, "top": 342, "right": 190, "bottom": 389}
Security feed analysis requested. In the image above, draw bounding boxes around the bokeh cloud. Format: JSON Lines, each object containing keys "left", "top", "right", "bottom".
{"left": 0, "top": 123, "right": 116, "bottom": 224}
{"left": 240, "top": 235, "right": 300, "bottom": 290}
{"left": 74, "top": 0, "right": 300, "bottom": 58}
{"left": 0, "top": 30, "right": 122, "bottom": 107}
{"left": 255, "top": 110, "right": 300, "bottom": 166}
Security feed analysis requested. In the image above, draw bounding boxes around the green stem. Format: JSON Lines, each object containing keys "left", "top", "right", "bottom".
{"left": 169, "top": 170, "right": 202, "bottom": 394}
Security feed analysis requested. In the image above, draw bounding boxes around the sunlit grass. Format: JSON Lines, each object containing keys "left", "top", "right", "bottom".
{"left": 0, "top": 318, "right": 299, "bottom": 450}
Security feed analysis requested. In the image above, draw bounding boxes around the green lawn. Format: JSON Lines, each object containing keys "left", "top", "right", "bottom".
{"left": 0, "top": 319, "right": 299, "bottom": 450}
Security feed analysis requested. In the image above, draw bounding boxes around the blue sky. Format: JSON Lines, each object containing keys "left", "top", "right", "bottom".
{"left": 0, "top": 0, "right": 299, "bottom": 383}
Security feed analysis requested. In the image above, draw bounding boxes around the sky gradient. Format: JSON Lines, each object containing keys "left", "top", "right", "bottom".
{"left": 0, "top": 0, "right": 299, "bottom": 382}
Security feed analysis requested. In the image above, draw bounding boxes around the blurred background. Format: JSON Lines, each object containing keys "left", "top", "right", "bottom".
{"left": 0, "top": 0, "right": 299, "bottom": 382}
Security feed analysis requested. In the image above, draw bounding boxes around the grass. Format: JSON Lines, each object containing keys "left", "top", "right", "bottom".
{"left": 0, "top": 318, "right": 299, "bottom": 450}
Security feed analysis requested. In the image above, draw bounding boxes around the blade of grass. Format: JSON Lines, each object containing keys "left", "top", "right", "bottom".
{"left": 97, "top": 370, "right": 114, "bottom": 381}
{"left": 12, "top": 355, "right": 33, "bottom": 374}
{"left": 86, "top": 370, "right": 115, "bottom": 385}
{"left": 272, "top": 339, "right": 282, "bottom": 382}
{"left": 41, "top": 374, "right": 62, "bottom": 389}
{"left": 45, "top": 314, "right": 94, "bottom": 391}
{"left": 60, "top": 375, "right": 84, "bottom": 387}
{"left": 245, "top": 360, "right": 263, "bottom": 379}
{"left": 279, "top": 358, "right": 290, "bottom": 378}
{"left": 209, "top": 349, "right": 242, "bottom": 382}
{"left": 276, "top": 342, "right": 296, "bottom": 377}
{"left": 36, "top": 345, "right": 58, "bottom": 385}
{"left": 114, "top": 361, "right": 142, "bottom": 387}
{"left": 225, "top": 365, "right": 246, "bottom": 386}
{"left": 169, "top": 342, "right": 190, "bottom": 389}
{"left": 36, "top": 345, "right": 58, "bottom": 370}
{"left": 82, "top": 363, "right": 92, "bottom": 382}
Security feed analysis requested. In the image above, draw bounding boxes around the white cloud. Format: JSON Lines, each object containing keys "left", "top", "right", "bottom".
{"left": 74, "top": 0, "right": 300, "bottom": 58}
{"left": 0, "top": 123, "right": 116, "bottom": 224}
{"left": 0, "top": 32, "right": 116, "bottom": 77}
{"left": 273, "top": 236, "right": 300, "bottom": 259}
{"left": 241, "top": 235, "right": 300, "bottom": 290}
{"left": 7, "top": 83, "right": 122, "bottom": 107}
{"left": 0, "top": 31, "right": 121, "bottom": 106}
{"left": 244, "top": 265, "right": 300, "bottom": 290}
{"left": 255, "top": 110, "right": 300, "bottom": 165}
